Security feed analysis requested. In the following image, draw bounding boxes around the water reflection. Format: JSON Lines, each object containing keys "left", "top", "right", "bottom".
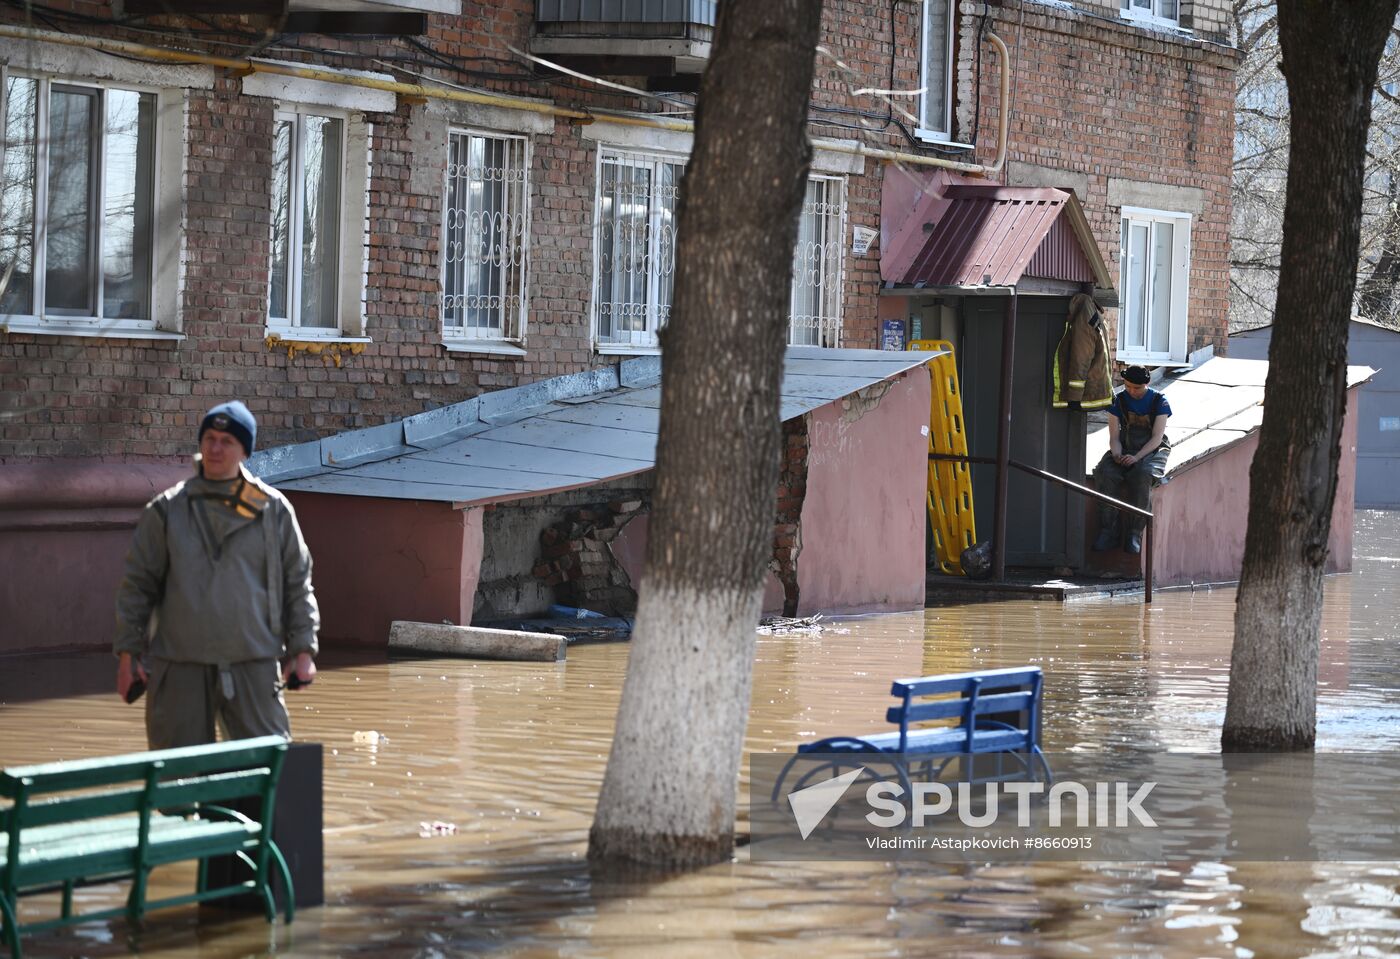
{"left": 4, "top": 512, "right": 1400, "bottom": 957}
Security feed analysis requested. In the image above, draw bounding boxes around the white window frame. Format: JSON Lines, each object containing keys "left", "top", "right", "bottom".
{"left": 441, "top": 128, "right": 530, "bottom": 354}
{"left": 1121, "top": 0, "right": 1180, "bottom": 29}
{"left": 915, "top": 0, "right": 956, "bottom": 143}
{"left": 591, "top": 145, "right": 684, "bottom": 354}
{"left": 788, "top": 175, "right": 847, "bottom": 347}
{"left": 1118, "top": 206, "right": 1190, "bottom": 364}
{"left": 0, "top": 71, "right": 165, "bottom": 336}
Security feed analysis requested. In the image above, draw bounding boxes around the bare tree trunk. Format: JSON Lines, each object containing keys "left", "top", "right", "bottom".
{"left": 1223, "top": 0, "right": 1397, "bottom": 751}
{"left": 588, "top": 1, "right": 824, "bottom": 870}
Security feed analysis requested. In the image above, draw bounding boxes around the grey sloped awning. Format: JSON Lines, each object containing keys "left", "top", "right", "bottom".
{"left": 1084, "top": 357, "right": 1379, "bottom": 477}
{"left": 247, "top": 347, "right": 940, "bottom": 506}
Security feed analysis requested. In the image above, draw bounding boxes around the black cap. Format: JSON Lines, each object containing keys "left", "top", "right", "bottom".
{"left": 199, "top": 401, "right": 256, "bottom": 456}
{"left": 1122, "top": 365, "right": 1151, "bottom": 385}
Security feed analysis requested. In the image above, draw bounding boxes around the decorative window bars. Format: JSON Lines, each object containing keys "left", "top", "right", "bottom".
{"left": 443, "top": 131, "right": 530, "bottom": 342}
{"left": 594, "top": 147, "right": 682, "bottom": 349}
{"left": 789, "top": 175, "right": 846, "bottom": 347}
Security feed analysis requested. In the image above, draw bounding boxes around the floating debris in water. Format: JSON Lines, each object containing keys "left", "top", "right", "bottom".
{"left": 419, "top": 821, "right": 457, "bottom": 837}
{"left": 757, "top": 614, "right": 828, "bottom": 635}
{"left": 353, "top": 730, "right": 387, "bottom": 745}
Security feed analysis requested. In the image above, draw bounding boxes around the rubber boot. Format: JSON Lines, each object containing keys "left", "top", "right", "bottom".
{"left": 1092, "top": 514, "right": 1120, "bottom": 552}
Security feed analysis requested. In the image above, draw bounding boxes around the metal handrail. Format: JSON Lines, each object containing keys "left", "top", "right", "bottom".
{"left": 929, "top": 453, "right": 1155, "bottom": 603}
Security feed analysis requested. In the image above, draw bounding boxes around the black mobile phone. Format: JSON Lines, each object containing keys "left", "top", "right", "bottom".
{"left": 124, "top": 677, "right": 147, "bottom": 704}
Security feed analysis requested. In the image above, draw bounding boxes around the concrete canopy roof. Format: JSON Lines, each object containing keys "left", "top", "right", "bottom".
{"left": 248, "top": 347, "right": 939, "bottom": 505}
{"left": 1085, "top": 357, "right": 1378, "bottom": 478}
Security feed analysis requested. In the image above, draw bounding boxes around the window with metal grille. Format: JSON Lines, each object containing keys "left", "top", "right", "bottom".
{"left": 270, "top": 110, "right": 344, "bottom": 332}
{"left": 1118, "top": 208, "right": 1190, "bottom": 363}
{"left": 0, "top": 75, "right": 156, "bottom": 328}
{"left": 443, "top": 131, "right": 530, "bottom": 344}
{"left": 789, "top": 176, "right": 846, "bottom": 347}
{"left": 594, "top": 147, "right": 682, "bottom": 351}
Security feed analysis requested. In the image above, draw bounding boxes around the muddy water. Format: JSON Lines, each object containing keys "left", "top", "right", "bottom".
{"left": 3, "top": 512, "right": 1400, "bottom": 957}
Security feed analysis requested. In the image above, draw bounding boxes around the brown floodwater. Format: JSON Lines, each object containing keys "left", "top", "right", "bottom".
{"left": 4, "top": 511, "right": 1400, "bottom": 958}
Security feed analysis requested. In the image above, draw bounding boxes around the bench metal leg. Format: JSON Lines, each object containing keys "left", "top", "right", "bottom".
{"left": 125, "top": 868, "right": 149, "bottom": 927}
{"left": 1032, "top": 745, "right": 1054, "bottom": 786}
{"left": 267, "top": 841, "right": 295, "bottom": 924}
{"left": 2, "top": 892, "right": 22, "bottom": 959}
{"left": 60, "top": 882, "right": 73, "bottom": 920}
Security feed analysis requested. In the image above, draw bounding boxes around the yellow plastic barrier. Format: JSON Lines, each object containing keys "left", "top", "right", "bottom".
{"left": 909, "top": 339, "right": 977, "bottom": 575}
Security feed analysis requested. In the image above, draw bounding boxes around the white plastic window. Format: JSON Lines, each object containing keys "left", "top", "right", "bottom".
{"left": 269, "top": 110, "right": 344, "bottom": 332}
{"left": 1118, "top": 208, "right": 1190, "bottom": 363}
{"left": 0, "top": 75, "right": 157, "bottom": 329}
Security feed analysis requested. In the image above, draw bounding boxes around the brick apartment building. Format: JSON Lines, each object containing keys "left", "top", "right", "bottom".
{"left": 0, "top": 0, "right": 1236, "bottom": 651}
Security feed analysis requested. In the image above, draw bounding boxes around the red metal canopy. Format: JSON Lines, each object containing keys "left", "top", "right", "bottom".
{"left": 893, "top": 185, "right": 1113, "bottom": 291}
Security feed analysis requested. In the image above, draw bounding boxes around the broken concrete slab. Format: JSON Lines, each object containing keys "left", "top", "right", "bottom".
{"left": 388, "top": 621, "right": 566, "bottom": 662}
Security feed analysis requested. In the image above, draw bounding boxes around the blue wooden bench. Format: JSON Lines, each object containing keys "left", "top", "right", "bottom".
{"left": 772, "top": 666, "right": 1053, "bottom": 799}
{"left": 1, "top": 736, "right": 295, "bottom": 959}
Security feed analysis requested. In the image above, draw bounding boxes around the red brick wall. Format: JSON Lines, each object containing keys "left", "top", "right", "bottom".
{"left": 0, "top": 0, "right": 1234, "bottom": 461}
{"left": 966, "top": 0, "right": 1237, "bottom": 359}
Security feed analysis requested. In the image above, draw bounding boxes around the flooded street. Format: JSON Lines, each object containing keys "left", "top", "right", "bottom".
{"left": 4, "top": 511, "right": 1400, "bottom": 958}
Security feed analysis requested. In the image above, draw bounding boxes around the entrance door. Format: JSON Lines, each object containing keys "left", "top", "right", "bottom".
{"left": 961, "top": 296, "right": 1086, "bottom": 568}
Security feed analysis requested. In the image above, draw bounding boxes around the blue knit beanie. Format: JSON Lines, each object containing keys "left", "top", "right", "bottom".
{"left": 199, "top": 401, "right": 257, "bottom": 456}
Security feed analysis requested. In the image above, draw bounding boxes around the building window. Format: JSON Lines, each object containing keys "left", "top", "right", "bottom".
{"left": 594, "top": 147, "right": 682, "bottom": 351}
{"left": 918, "top": 0, "right": 954, "bottom": 141}
{"left": 443, "top": 130, "right": 529, "bottom": 345}
{"left": 270, "top": 110, "right": 344, "bottom": 332}
{"left": 0, "top": 75, "right": 156, "bottom": 328}
{"left": 789, "top": 176, "right": 846, "bottom": 347}
{"left": 1121, "top": 0, "right": 1179, "bottom": 26}
{"left": 1119, "top": 208, "right": 1190, "bottom": 362}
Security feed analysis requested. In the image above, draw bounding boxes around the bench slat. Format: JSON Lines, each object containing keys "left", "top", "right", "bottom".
{"left": 887, "top": 691, "right": 1036, "bottom": 725}
{"left": 4, "top": 815, "right": 257, "bottom": 888}
{"left": 1, "top": 736, "right": 288, "bottom": 797}
{"left": 890, "top": 667, "right": 1042, "bottom": 698}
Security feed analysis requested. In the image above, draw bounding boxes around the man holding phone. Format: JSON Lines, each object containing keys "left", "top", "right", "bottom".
{"left": 114, "top": 401, "right": 319, "bottom": 748}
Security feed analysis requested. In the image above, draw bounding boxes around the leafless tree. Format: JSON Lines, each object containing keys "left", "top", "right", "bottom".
{"left": 1230, "top": 4, "right": 1400, "bottom": 331}
{"left": 588, "top": 0, "right": 825, "bottom": 871}
{"left": 1223, "top": 0, "right": 1399, "bottom": 752}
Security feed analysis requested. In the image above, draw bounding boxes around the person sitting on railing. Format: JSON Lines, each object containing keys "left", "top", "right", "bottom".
{"left": 1091, "top": 365, "right": 1171, "bottom": 555}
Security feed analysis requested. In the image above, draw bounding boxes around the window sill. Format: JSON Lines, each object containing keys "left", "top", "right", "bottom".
{"left": 1116, "top": 353, "right": 1191, "bottom": 369}
{"left": 265, "top": 329, "right": 371, "bottom": 345}
{"left": 1121, "top": 11, "right": 1187, "bottom": 32}
{"left": 443, "top": 340, "right": 528, "bottom": 358}
{"left": 596, "top": 343, "right": 660, "bottom": 356}
{"left": 913, "top": 130, "right": 975, "bottom": 150}
{"left": 0, "top": 319, "right": 183, "bottom": 341}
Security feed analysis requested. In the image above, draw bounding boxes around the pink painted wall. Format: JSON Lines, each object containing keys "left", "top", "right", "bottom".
{"left": 289, "top": 493, "right": 482, "bottom": 647}
{"left": 794, "top": 368, "right": 930, "bottom": 614}
{"left": 0, "top": 462, "right": 187, "bottom": 654}
{"left": 1149, "top": 388, "right": 1361, "bottom": 587}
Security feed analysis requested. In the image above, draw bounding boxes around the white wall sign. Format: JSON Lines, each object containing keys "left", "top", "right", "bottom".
{"left": 852, "top": 226, "right": 877, "bottom": 256}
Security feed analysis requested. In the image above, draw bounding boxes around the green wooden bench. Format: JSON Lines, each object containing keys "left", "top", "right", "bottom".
{"left": 1, "top": 736, "right": 295, "bottom": 958}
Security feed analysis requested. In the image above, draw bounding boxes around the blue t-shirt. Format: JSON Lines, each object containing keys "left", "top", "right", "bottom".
{"left": 1108, "top": 388, "right": 1171, "bottom": 429}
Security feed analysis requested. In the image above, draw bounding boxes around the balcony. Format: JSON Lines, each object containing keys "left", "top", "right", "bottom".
{"left": 115, "top": 0, "right": 458, "bottom": 34}
{"left": 532, "top": 0, "right": 716, "bottom": 91}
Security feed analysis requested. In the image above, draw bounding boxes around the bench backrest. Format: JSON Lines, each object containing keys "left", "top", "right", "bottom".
{"left": 1, "top": 736, "right": 288, "bottom": 882}
{"left": 885, "top": 667, "right": 1043, "bottom": 754}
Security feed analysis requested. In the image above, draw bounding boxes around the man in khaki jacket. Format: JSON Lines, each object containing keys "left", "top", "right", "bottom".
{"left": 115, "top": 401, "right": 319, "bottom": 749}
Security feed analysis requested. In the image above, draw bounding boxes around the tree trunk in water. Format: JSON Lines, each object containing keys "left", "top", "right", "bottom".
{"left": 588, "top": 1, "right": 824, "bottom": 870}
{"left": 1223, "top": 0, "right": 1397, "bottom": 751}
